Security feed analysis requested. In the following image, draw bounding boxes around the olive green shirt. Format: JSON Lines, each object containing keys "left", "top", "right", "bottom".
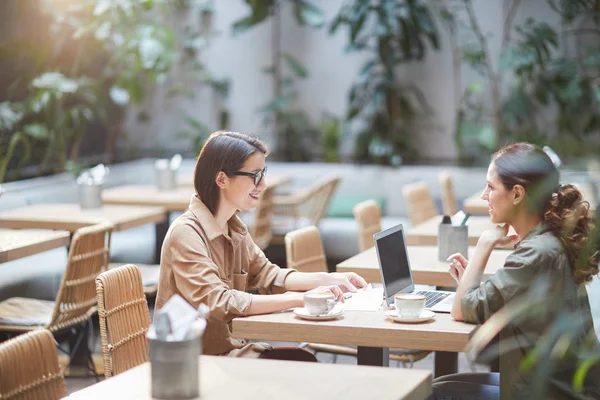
{"left": 462, "top": 222, "right": 600, "bottom": 400}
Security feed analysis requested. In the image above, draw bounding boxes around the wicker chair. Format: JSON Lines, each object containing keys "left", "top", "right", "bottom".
{"left": 0, "top": 329, "right": 67, "bottom": 400}
{"left": 271, "top": 174, "right": 340, "bottom": 244}
{"left": 285, "top": 226, "right": 431, "bottom": 366}
{"left": 0, "top": 222, "right": 113, "bottom": 375}
{"left": 402, "top": 181, "right": 438, "bottom": 225}
{"left": 250, "top": 183, "right": 276, "bottom": 250}
{"left": 439, "top": 171, "right": 459, "bottom": 216}
{"left": 96, "top": 264, "right": 151, "bottom": 378}
{"left": 108, "top": 262, "right": 160, "bottom": 297}
{"left": 352, "top": 200, "right": 382, "bottom": 252}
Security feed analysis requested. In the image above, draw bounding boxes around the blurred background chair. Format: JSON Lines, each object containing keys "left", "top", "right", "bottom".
{"left": 271, "top": 174, "right": 341, "bottom": 244}
{"left": 439, "top": 171, "right": 459, "bottom": 216}
{"left": 285, "top": 226, "right": 431, "bottom": 366}
{"left": 402, "top": 181, "right": 438, "bottom": 225}
{"left": 0, "top": 222, "right": 113, "bottom": 377}
{"left": 0, "top": 328, "right": 67, "bottom": 400}
{"left": 96, "top": 264, "right": 151, "bottom": 378}
{"left": 353, "top": 199, "right": 382, "bottom": 251}
{"left": 250, "top": 183, "right": 276, "bottom": 250}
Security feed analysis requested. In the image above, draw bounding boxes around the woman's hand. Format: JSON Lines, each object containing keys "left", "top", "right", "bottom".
{"left": 327, "top": 272, "right": 368, "bottom": 293}
{"left": 480, "top": 223, "right": 520, "bottom": 248}
{"left": 304, "top": 285, "right": 345, "bottom": 302}
{"left": 447, "top": 252, "right": 469, "bottom": 284}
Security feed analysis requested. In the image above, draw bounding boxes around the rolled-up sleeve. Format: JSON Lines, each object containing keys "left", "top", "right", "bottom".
{"left": 246, "top": 239, "right": 296, "bottom": 294}
{"left": 461, "top": 249, "right": 538, "bottom": 324}
{"left": 169, "top": 225, "right": 253, "bottom": 322}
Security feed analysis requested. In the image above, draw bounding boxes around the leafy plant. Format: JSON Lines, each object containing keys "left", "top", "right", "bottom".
{"left": 0, "top": 102, "right": 30, "bottom": 183}
{"left": 320, "top": 113, "right": 344, "bottom": 163}
{"left": 330, "top": 0, "right": 441, "bottom": 164}
{"left": 435, "top": 0, "right": 600, "bottom": 165}
{"left": 232, "top": 0, "right": 325, "bottom": 161}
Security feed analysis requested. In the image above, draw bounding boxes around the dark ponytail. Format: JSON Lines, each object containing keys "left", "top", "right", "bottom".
{"left": 493, "top": 143, "right": 599, "bottom": 285}
{"left": 543, "top": 184, "right": 598, "bottom": 285}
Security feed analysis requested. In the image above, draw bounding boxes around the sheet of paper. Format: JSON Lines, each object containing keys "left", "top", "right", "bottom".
{"left": 343, "top": 284, "right": 384, "bottom": 311}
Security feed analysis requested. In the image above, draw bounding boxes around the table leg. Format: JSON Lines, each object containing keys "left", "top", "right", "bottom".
{"left": 357, "top": 346, "right": 389, "bottom": 367}
{"left": 155, "top": 218, "right": 170, "bottom": 264}
{"left": 434, "top": 351, "right": 457, "bottom": 377}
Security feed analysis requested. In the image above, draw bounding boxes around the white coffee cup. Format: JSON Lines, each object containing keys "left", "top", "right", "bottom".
{"left": 394, "top": 293, "right": 426, "bottom": 318}
{"left": 304, "top": 292, "right": 336, "bottom": 316}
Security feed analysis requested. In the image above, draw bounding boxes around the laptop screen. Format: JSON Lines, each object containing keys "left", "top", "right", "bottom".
{"left": 374, "top": 224, "right": 415, "bottom": 304}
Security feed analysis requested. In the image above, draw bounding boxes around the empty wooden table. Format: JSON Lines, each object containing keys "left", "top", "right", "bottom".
{"left": 102, "top": 185, "right": 195, "bottom": 212}
{"left": 336, "top": 246, "right": 512, "bottom": 287}
{"left": 406, "top": 215, "right": 514, "bottom": 248}
{"left": 68, "top": 355, "right": 432, "bottom": 400}
{"left": 0, "top": 204, "right": 167, "bottom": 262}
{"left": 463, "top": 183, "right": 597, "bottom": 215}
{"left": 0, "top": 229, "right": 70, "bottom": 263}
{"left": 233, "top": 309, "right": 475, "bottom": 377}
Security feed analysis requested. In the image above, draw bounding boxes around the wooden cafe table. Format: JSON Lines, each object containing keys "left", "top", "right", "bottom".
{"left": 68, "top": 355, "right": 432, "bottom": 400}
{"left": 406, "top": 215, "right": 514, "bottom": 248}
{"left": 0, "top": 228, "right": 70, "bottom": 263}
{"left": 232, "top": 309, "right": 475, "bottom": 378}
{"left": 463, "top": 182, "right": 597, "bottom": 215}
{"left": 0, "top": 204, "right": 167, "bottom": 262}
{"left": 336, "top": 245, "right": 512, "bottom": 287}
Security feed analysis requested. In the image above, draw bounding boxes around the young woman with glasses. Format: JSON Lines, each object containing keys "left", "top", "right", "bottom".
{"left": 155, "top": 131, "right": 367, "bottom": 361}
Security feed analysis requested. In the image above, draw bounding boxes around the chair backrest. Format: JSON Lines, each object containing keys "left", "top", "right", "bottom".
{"left": 48, "top": 222, "right": 113, "bottom": 332}
{"left": 96, "top": 264, "right": 151, "bottom": 378}
{"left": 439, "top": 171, "right": 459, "bottom": 216}
{"left": 0, "top": 329, "right": 67, "bottom": 400}
{"left": 302, "top": 174, "right": 341, "bottom": 226}
{"left": 352, "top": 200, "right": 382, "bottom": 252}
{"left": 285, "top": 226, "right": 328, "bottom": 273}
{"left": 402, "top": 181, "right": 438, "bottom": 225}
{"left": 250, "top": 183, "right": 276, "bottom": 250}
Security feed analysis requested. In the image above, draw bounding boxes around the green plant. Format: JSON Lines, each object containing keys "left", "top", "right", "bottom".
{"left": 0, "top": 102, "right": 30, "bottom": 183}
{"left": 330, "top": 0, "right": 441, "bottom": 164}
{"left": 232, "top": 0, "right": 325, "bottom": 161}
{"left": 435, "top": 0, "right": 600, "bottom": 165}
{"left": 320, "top": 113, "right": 344, "bottom": 163}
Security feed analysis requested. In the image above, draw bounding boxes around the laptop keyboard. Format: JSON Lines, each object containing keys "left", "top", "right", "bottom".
{"left": 414, "top": 291, "right": 451, "bottom": 308}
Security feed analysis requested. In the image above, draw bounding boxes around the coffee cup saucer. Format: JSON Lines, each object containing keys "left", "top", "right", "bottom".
{"left": 384, "top": 309, "right": 435, "bottom": 323}
{"left": 293, "top": 304, "right": 344, "bottom": 321}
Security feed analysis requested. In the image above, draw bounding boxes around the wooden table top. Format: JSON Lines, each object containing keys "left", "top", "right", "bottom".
{"left": 233, "top": 309, "right": 475, "bottom": 353}
{"left": 102, "top": 185, "right": 195, "bottom": 212}
{"left": 0, "top": 229, "right": 70, "bottom": 263}
{"left": 463, "top": 183, "right": 597, "bottom": 215}
{"left": 406, "top": 215, "right": 514, "bottom": 248}
{"left": 0, "top": 204, "right": 167, "bottom": 232}
{"left": 336, "top": 246, "right": 512, "bottom": 287}
{"left": 177, "top": 173, "right": 291, "bottom": 189}
{"left": 67, "top": 355, "right": 432, "bottom": 400}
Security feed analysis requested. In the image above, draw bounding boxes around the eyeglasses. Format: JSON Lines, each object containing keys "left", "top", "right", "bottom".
{"left": 230, "top": 166, "right": 267, "bottom": 186}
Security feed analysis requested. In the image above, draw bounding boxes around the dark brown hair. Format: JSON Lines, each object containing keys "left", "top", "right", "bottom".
{"left": 193, "top": 131, "right": 268, "bottom": 215}
{"left": 492, "top": 142, "right": 598, "bottom": 284}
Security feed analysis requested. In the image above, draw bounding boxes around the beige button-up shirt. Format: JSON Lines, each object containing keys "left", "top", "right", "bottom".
{"left": 156, "top": 195, "right": 296, "bottom": 357}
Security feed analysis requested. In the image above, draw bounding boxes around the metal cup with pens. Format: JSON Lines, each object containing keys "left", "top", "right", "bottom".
{"left": 438, "top": 212, "right": 471, "bottom": 262}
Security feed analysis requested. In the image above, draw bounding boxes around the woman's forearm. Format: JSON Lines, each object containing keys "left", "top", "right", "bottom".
{"left": 246, "top": 292, "right": 303, "bottom": 315}
{"left": 451, "top": 239, "right": 495, "bottom": 321}
{"left": 284, "top": 271, "right": 330, "bottom": 291}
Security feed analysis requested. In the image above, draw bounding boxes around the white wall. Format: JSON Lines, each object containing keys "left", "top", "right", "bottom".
{"left": 121, "top": 0, "right": 560, "bottom": 162}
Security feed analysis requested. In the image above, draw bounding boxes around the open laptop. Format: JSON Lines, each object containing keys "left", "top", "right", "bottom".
{"left": 374, "top": 223, "right": 455, "bottom": 313}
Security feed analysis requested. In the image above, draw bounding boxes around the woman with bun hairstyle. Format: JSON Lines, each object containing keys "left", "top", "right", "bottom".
{"left": 156, "top": 131, "right": 366, "bottom": 361}
{"left": 430, "top": 143, "right": 600, "bottom": 399}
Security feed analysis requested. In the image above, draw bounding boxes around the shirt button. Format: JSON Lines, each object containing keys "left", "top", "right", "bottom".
{"left": 228, "top": 275, "right": 231, "bottom": 278}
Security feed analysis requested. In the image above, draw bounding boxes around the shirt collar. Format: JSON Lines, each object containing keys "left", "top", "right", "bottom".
{"left": 188, "top": 195, "right": 248, "bottom": 243}
{"left": 515, "top": 221, "right": 548, "bottom": 247}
